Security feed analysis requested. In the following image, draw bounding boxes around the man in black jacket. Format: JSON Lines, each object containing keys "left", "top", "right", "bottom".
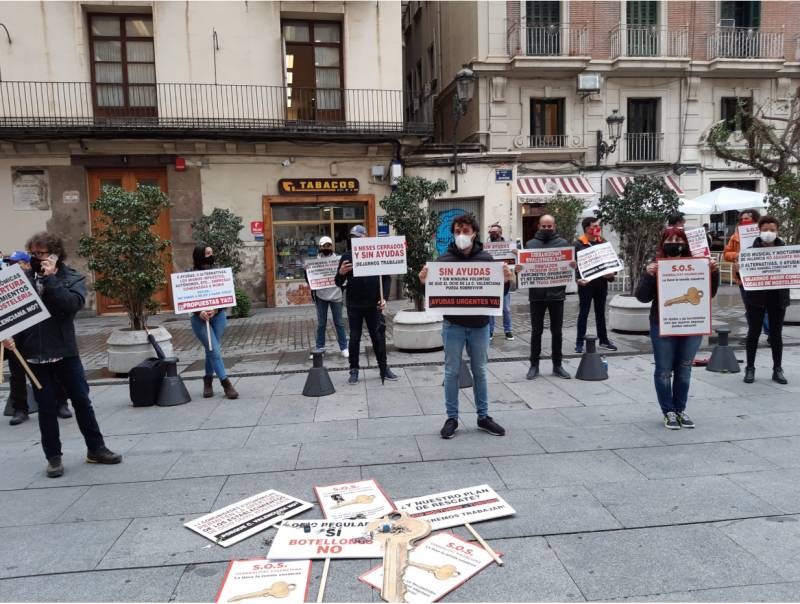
{"left": 2, "top": 232, "right": 121, "bottom": 478}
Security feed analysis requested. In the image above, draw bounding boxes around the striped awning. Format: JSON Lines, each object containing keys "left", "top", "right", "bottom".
{"left": 607, "top": 175, "right": 685, "bottom": 197}
{"left": 516, "top": 176, "right": 596, "bottom": 199}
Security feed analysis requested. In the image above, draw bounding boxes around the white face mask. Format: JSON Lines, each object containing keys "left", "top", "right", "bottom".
{"left": 760, "top": 231, "right": 777, "bottom": 243}
{"left": 454, "top": 233, "right": 473, "bottom": 251}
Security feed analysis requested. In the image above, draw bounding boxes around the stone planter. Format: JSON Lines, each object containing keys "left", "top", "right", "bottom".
{"left": 106, "top": 326, "right": 174, "bottom": 374}
{"left": 786, "top": 289, "right": 800, "bottom": 324}
{"left": 392, "top": 309, "right": 444, "bottom": 351}
{"left": 608, "top": 294, "right": 651, "bottom": 334}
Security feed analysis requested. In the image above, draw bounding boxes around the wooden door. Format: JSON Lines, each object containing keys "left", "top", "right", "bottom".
{"left": 88, "top": 168, "right": 172, "bottom": 314}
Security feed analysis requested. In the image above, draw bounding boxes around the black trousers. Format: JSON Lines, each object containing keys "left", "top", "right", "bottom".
{"left": 7, "top": 352, "right": 28, "bottom": 412}
{"left": 347, "top": 306, "right": 385, "bottom": 371}
{"left": 745, "top": 302, "right": 786, "bottom": 369}
{"left": 530, "top": 300, "right": 564, "bottom": 367}
{"left": 576, "top": 284, "right": 609, "bottom": 344}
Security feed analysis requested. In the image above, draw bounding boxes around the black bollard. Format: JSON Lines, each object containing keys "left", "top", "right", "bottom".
{"left": 303, "top": 352, "right": 335, "bottom": 397}
{"left": 576, "top": 336, "right": 608, "bottom": 381}
{"left": 157, "top": 357, "right": 192, "bottom": 406}
{"left": 706, "top": 326, "right": 741, "bottom": 373}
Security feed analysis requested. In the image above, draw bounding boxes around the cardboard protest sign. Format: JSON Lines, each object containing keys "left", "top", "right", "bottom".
{"left": 424, "top": 262, "right": 504, "bottom": 316}
{"left": 739, "top": 244, "right": 800, "bottom": 291}
{"left": 517, "top": 247, "right": 574, "bottom": 289}
{"left": 351, "top": 236, "right": 407, "bottom": 277}
{"left": 394, "top": 484, "right": 515, "bottom": 530}
{"left": 359, "top": 532, "right": 497, "bottom": 603}
{"left": 657, "top": 258, "right": 712, "bottom": 337}
{"left": 576, "top": 242, "right": 623, "bottom": 282}
{"left": 267, "top": 518, "right": 383, "bottom": 560}
{"left": 685, "top": 228, "right": 711, "bottom": 258}
{"left": 738, "top": 223, "right": 760, "bottom": 251}
{"left": 215, "top": 559, "right": 312, "bottom": 603}
{"left": 0, "top": 264, "right": 50, "bottom": 341}
{"left": 185, "top": 490, "right": 313, "bottom": 547}
{"left": 171, "top": 268, "right": 237, "bottom": 314}
{"left": 314, "top": 479, "right": 395, "bottom": 522}
{"left": 304, "top": 256, "right": 340, "bottom": 291}
{"left": 482, "top": 241, "right": 516, "bottom": 260}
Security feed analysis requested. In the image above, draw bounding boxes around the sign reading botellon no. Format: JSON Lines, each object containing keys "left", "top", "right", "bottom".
{"left": 0, "top": 264, "right": 51, "bottom": 341}
{"left": 171, "top": 268, "right": 237, "bottom": 314}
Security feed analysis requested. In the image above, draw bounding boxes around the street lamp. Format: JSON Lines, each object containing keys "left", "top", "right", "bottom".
{"left": 451, "top": 65, "right": 476, "bottom": 193}
{"left": 596, "top": 109, "right": 625, "bottom": 166}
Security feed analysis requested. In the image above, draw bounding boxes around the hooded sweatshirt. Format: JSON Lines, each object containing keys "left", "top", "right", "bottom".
{"left": 436, "top": 239, "right": 494, "bottom": 328}
{"left": 525, "top": 230, "right": 570, "bottom": 302}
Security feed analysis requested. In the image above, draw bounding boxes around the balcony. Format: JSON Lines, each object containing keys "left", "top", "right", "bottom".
{"left": 0, "top": 81, "right": 432, "bottom": 141}
{"left": 623, "top": 132, "right": 663, "bottom": 162}
{"left": 707, "top": 27, "right": 784, "bottom": 60}
{"left": 610, "top": 25, "right": 689, "bottom": 59}
{"left": 513, "top": 133, "right": 585, "bottom": 160}
{"left": 504, "top": 23, "right": 590, "bottom": 74}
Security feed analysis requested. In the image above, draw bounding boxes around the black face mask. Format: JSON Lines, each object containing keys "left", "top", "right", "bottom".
{"left": 202, "top": 255, "right": 215, "bottom": 268}
{"left": 30, "top": 257, "right": 43, "bottom": 274}
{"left": 320, "top": 248, "right": 333, "bottom": 256}
{"left": 489, "top": 233, "right": 501, "bottom": 242}
{"left": 663, "top": 243, "right": 684, "bottom": 258}
{"left": 537, "top": 229, "right": 555, "bottom": 241}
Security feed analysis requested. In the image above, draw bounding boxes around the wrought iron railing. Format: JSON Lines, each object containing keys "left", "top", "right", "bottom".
{"left": 526, "top": 134, "right": 570, "bottom": 148}
{"left": 610, "top": 25, "right": 689, "bottom": 58}
{"left": 707, "top": 27, "right": 785, "bottom": 59}
{"left": 624, "top": 132, "right": 663, "bottom": 162}
{"left": 508, "top": 24, "right": 588, "bottom": 57}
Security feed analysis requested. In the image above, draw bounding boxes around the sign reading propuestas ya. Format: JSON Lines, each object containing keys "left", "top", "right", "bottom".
{"left": 424, "top": 262, "right": 504, "bottom": 316}
{"left": 657, "top": 258, "right": 712, "bottom": 337}
{"left": 739, "top": 244, "right": 800, "bottom": 291}
{"left": 278, "top": 178, "right": 359, "bottom": 195}
{"left": 171, "top": 268, "right": 237, "bottom": 314}
{"left": 576, "top": 242, "right": 623, "bottom": 282}
{"left": 267, "top": 518, "right": 383, "bottom": 560}
{"left": 394, "top": 484, "right": 515, "bottom": 530}
{"left": 517, "top": 247, "right": 575, "bottom": 289}
{"left": 0, "top": 264, "right": 51, "bottom": 341}
{"left": 351, "top": 236, "right": 407, "bottom": 277}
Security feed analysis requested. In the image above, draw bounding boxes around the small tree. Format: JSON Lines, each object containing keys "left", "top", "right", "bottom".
{"left": 380, "top": 176, "right": 448, "bottom": 311}
{"left": 765, "top": 173, "right": 800, "bottom": 245}
{"left": 596, "top": 175, "right": 680, "bottom": 295}
{"left": 78, "top": 185, "right": 171, "bottom": 330}
{"left": 191, "top": 208, "right": 245, "bottom": 276}
{"left": 547, "top": 193, "right": 586, "bottom": 243}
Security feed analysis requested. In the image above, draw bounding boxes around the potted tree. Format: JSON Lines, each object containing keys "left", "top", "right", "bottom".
{"left": 379, "top": 176, "right": 448, "bottom": 351}
{"left": 595, "top": 176, "right": 680, "bottom": 333}
{"left": 78, "top": 185, "right": 174, "bottom": 373}
{"left": 546, "top": 193, "right": 586, "bottom": 294}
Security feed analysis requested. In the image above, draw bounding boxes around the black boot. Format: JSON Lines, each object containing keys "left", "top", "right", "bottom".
{"left": 9, "top": 409, "right": 28, "bottom": 426}
{"left": 57, "top": 403, "right": 72, "bottom": 419}
{"left": 744, "top": 366, "right": 755, "bottom": 383}
{"left": 772, "top": 367, "right": 788, "bottom": 385}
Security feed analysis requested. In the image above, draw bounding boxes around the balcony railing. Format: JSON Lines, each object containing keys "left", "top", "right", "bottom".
{"left": 707, "top": 27, "right": 785, "bottom": 60}
{"left": 508, "top": 24, "right": 588, "bottom": 57}
{"left": 0, "top": 81, "right": 432, "bottom": 137}
{"left": 624, "top": 132, "right": 663, "bottom": 162}
{"left": 526, "top": 134, "right": 569, "bottom": 148}
{"left": 610, "top": 25, "right": 689, "bottom": 59}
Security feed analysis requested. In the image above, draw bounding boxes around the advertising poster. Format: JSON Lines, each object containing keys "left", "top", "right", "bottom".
{"left": 424, "top": 262, "right": 504, "bottom": 316}
{"left": 738, "top": 223, "right": 760, "bottom": 251}
{"left": 314, "top": 479, "right": 395, "bottom": 522}
{"left": 184, "top": 490, "right": 313, "bottom": 547}
{"left": 171, "top": 268, "right": 237, "bottom": 314}
{"left": 685, "top": 228, "right": 711, "bottom": 258}
{"left": 517, "top": 247, "right": 574, "bottom": 289}
{"left": 394, "top": 485, "right": 515, "bottom": 530}
{"left": 267, "top": 518, "right": 383, "bottom": 560}
{"left": 576, "top": 242, "right": 623, "bottom": 282}
{"left": 0, "top": 264, "right": 51, "bottom": 341}
{"left": 482, "top": 241, "right": 516, "bottom": 261}
{"left": 215, "top": 559, "right": 312, "bottom": 603}
{"left": 739, "top": 245, "right": 800, "bottom": 291}
{"left": 304, "top": 256, "right": 340, "bottom": 291}
{"left": 657, "top": 258, "right": 712, "bottom": 337}
{"left": 351, "top": 236, "right": 407, "bottom": 277}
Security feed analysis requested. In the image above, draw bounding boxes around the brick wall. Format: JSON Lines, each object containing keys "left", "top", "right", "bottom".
{"left": 506, "top": 0, "right": 520, "bottom": 55}
{"left": 761, "top": 0, "right": 800, "bottom": 61}
{"left": 569, "top": 1, "right": 619, "bottom": 59}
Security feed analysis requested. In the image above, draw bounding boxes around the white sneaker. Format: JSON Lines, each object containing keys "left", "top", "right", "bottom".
{"left": 341, "top": 348, "right": 349, "bottom": 358}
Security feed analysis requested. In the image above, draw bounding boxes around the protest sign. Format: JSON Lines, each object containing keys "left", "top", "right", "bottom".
{"left": 738, "top": 223, "right": 760, "bottom": 251}
{"left": 576, "top": 242, "right": 623, "bottom": 282}
{"left": 304, "top": 256, "right": 340, "bottom": 291}
{"left": 359, "top": 532, "right": 497, "bottom": 603}
{"left": 739, "top": 244, "right": 800, "bottom": 291}
{"left": 394, "top": 484, "right": 515, "bottom": 530}
{"left": 314, "top": 479, "right": 395, "bottom": 522}
{"left": 0, "top": 264, "right": 50, "bottom": 341}
{"left": 215, "top": 559, "right": 311, "bottom": 603}
{"left": 351, "top": 236, "right": 407, "bottom": 277}
{"left": 267, "top": 519, "right": 383, "bottom": 560}
{"left": 517, "top": 247, "right": 574, "bottom": 289}
{"left": 185, "top": 490, "right": 313, "bottom": 547}
{"left": 685, "top": 228, "right": 710, "bottom": 258}
{"left": 657, "top": 258, "right": 712, "bottom": 336}
{"left": 171, "top": 268, "right": 237, "bottom": 314}
{"left": 482, "top": 241, "right": 516, "bottom": 261}
{"left": 424, "top": 262, "right": 504, "bottom": 316}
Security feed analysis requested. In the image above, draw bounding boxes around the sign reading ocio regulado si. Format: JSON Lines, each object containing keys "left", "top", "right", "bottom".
{"left": 267, "top": 519, "right": 383, "bottom": 559}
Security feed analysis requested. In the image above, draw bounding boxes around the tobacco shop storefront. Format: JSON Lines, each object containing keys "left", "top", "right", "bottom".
{"left": 263, "top": 178, "right": 376, "bottom": 307}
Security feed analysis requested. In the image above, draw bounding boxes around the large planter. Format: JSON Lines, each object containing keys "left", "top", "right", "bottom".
{"left": 608, "top": 294, "right": 651, "bottom": 334}
{"left": 786, "top": 289, "right": 800, "bottom": 324}
{"left": 392, "top": 309, "right": 444, "bottom": 351}
{"left": 107, "top": 326, "right": 174, "bottom": 374}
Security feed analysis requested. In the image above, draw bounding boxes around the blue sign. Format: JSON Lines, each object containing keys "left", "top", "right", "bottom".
{"left": 435, "top": 208, "right": 466, "bottom": 257}
{"left": 378, "top": 223, "right": 390, "bottom": 237}
{"left": 495, "top": 169, "right": 513, "bottom": 182}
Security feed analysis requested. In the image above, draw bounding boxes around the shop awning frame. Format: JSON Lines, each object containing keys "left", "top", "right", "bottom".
{"left": 606, "top": 175, "right": 685, "bottom": 197}
{"left": 516, "top": 175, "right": 596, "bottom": 199}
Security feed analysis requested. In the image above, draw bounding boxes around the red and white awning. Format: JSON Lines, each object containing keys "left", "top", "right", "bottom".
{"left": 606, "top": 175, "right": 685, "bottom": 197}
{"left": 516, "top": 176, "right": 596, "bottom": 199}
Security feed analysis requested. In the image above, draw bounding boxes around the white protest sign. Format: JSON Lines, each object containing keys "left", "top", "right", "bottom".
{"left": 424, "top": 262, "right": 504, "bottom": 316}
{"left": 483, "top": 241, "right": 516, "bottom": 260}
{"left": 685, "top": 228, "right": 711, "bottom": 258}
{"left": 184, "top": 490, "right": 313, "bottom": 547}
{"left": 738, "top": 223, "right": 760, "bottom": 251}
{"left": 0, "top": 264, "right": 51, "bottom": 341}
{"left": 359, "top": 532, "right": 496, "bottom": 603}
{"left": 739, "top": 244, "right": 800, "bottom": 291}
{"left": 517, "top": 247, "right": 574, "bottom": 289}
{"left": 267, "top": 518, "right": 383, "bottom": 560}
{"left": 304, "top": 256, "right": 340, "bottom": 291}
{"left": 351, "top": 236, "right": 407, "bottom": 277}
{"left": 657, "top": 258, "right": 712, "bottom": 337}
{"left": 576, "top": 242, "right": 623, "bottom": 282}
{"left": 394, "top": 484, "right": 515, "bottom": 530}
{"left": 215, "top": 559, "right": 312, "bottom": 603}
{"left": 314, "top": 479, "right": 395, "bottom": 522}
{"left": 171, "top": 268, "right": 237, "bottom": 314}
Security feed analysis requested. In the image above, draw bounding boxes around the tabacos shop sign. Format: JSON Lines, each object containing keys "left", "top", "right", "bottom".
{"left": 278, "top": 178, "right": 360, "bottom": 195}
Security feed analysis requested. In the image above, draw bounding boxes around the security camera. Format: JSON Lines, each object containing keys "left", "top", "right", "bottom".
{"left": 281, "top": 159, "right": 291, "bottom": 167}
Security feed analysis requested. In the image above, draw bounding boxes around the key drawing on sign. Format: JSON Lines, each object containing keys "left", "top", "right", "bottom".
{"left": 367, "top": 512, "right": 431, "bottom": 603}
{"left": 408, "top": 561, "right": 460, "bottom": 580}
{"left": 665, "top": 287, "right": 704, "bottom": 306}
{"left": 332, "top": 494, "right": 375, "bottom": 509}
{"left": 227, "top": 581, "right": 296, "bottom": 602}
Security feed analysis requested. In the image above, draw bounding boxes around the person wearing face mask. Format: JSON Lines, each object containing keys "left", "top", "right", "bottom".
{"left": 487, "top": 224, "right": 514, "bottom": 341}
{"left": 637, "top": 227, "right": 720, "bottom": 430}
{"left": 306, "top": 236, "right": 348, "bottom": 358}
{"left": 743, "top": 216, "right": 790, "bottom": 385}
{"left": 190, "top": 245, "right": 238, "bottom": 400}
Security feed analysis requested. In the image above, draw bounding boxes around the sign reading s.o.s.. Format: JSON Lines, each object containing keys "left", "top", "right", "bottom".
{"left": 278, "top": 178, "right": 360, "bottom": 195}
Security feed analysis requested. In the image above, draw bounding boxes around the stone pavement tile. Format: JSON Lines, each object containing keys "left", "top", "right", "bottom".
{"left": 0, "top": 519, "right": 130, "bottom": 578}
{"left": 366, "top": 458, "right": 505, "bottom": 500}
{"left": 258, "top": 394, "right": 318, "bottom": 425}
{"left": 557, "top": 403, "right": 660, "bottom": 427}
{"left": 362, "top": 367, "right": 413, "bottom": 390}
{"left": 505, "top": 378, "right": 582, "bottom": 409}
{"left": 229, "top": 374, "right": 281, "bottom": 397}
{"left": 296, "top": 436, "right": 420, "bottom": 470}
{"left": 199, "top": 399, "right": 270, "bottom": 430}
{"left": 611, "top": 581, "right": 800, "bottom": 602}
{"left": 413, "top": 386, "right": 448, "bottom": 415}
{"left": 750, "top": 411, "right": 800, "bottom": 438}
{"left": 0, "top": 456, "right": 54, "bottom": 490}
{"left": 27, "top": 451, "right": 184, "bottom": 488}
{"left": 58, "top": 476, "right": 225, "bottom": 522}
{"left": 229, "top": 357, "right": 280, "bottom": 373}
{"left": 615, "top": 442, "right": 777, "bottom": 479}
{"left": 166, "top": 444, "right": 300, "bottom": 479}
{"left": 0, "top": 566, "right": 184, "bottom": 602}
{"left": 314, "top": 392, "right": 369, "bottom": 422}
{"left": 310, "top": 558, "right": 375, "bottom": 603}
{"left": 272, "top": 372, "right": 311, "bottom": 396}
{"left": 403, "top": 365, "right": 445, "bottom": 387}
{"left": 639, "top": 415, "right": 779, "bottom": 445}
{"left": 527, "top": 424, "right": 662, "bottom": 453}
{"left": 716, "top": 515, "right": 800, "bottom": 581}
{"left": 491, "top": 450, "right": 646, "bottom": 489}
{"left": 246, "top": 420, "right": 357, "bottom": 447}
{"left": 0, "top": 440, "right": 39, "bottom": 460}
{"left": 129, "top": 427, "right": 252, "bottom": 454}
{"left": 489, "top": 408, "right": 577, "bottom": 429}
{"left": 99, "top": 400, "right": 219, "bottom": 436}
{"left": 0, "top": 486, "right": 89, "bottom": 528}
{"left": 365, "top": 386, "right": 424, "bottom": 418}
{"left": 487, "top": 361, "right": 534, "bottom": 384}
{"left": 588, "top": 475, "right": 780, "bottom": 528}
{"left": 171, "top": 562, "right": 229, "bottom": 603}
{"left": 415, "top": 431, "right": 544, "bottom": 462}
{"left": 0, "top": 418, "right": 46, "bottom": 444}
{"left": 727, "top": 469, "right": 800, "bottom": 514}
{"left": 547, "top": 524, "right": 781, "bottom": 600}
{"left": 604, "top": 376, "right": 660, "bottom": 404}
{"left": 358, "top": 414, "right": 447, "bottom": 439}
{"left": 545, "top": 377, "right": 637, "bottom": 407}
{"left": 734, "top": 436, "right": 800, "bottom": 469}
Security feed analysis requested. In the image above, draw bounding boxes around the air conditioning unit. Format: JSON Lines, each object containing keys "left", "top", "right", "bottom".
{"left": 577, "top": 73, "right": 601, "bottom": 94}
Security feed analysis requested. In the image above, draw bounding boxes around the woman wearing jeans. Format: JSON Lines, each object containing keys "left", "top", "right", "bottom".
{"left": 190, "top": 245, "right": 238, "bottom": 399}
{"left": 636, "top": 227, "right": 720, "bottom": 430}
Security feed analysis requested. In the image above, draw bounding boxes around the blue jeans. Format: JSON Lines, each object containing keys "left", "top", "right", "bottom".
{"left": 442, "top": 320, "right": 490, "bottom": 419}
{"left": 649, "top": 322, "right": 702, "bottom": 415}
{"left": 489, "top": 292, "right": 512, "bottom": 335}
{"left": 315, "top": 298, "right": 348, "bottom": 351}
{"left": 191, "top": 311, "right": 227, "bottom": 379}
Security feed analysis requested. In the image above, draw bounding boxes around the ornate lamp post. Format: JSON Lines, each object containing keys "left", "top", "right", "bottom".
{"left": 451, "top": 65, "right": 476, "bottom": 193}
{"left": 596, "top": 109, "right": 625, "bottom": 166}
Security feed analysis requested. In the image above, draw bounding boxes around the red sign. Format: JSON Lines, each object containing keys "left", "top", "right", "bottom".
{"left": 251, "top": 221, "right": 264, "bottom": 237}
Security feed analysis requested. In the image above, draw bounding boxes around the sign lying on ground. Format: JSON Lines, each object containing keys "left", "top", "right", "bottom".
{"left": 739, "top": 244, "right": 800, "bottom": 291}
{"left": 184, "top": 490, "right": 313, "bottom": 547}
{"left": 685, "top": 228, "right": 711, "bottom": 258}
{"left": 267, "top": 518, "right": 383, "bottom": 560}
{"left": 657, "top": 258, "right": 712, "bottom": 337}
{"left": 394, "top": 484, "right": 515, "bottom": 530}
{"left": 314, "top": 479, "right": 395, "bottom": 522}
{"left": 738, "top": 223, "right": 760, "bottom": 251}
{"left": 576, "top": 242, "right": 623, "bottom": 282}
{"left": 517, "top": 247, "right": 574, "bottom": 289}
{"left": 351, "top": 236, "right": 407, "bottom": 277}
{"left": 482, "top": 241, "right": 516, "bottom": 261}
{"left": 171, "top": 268, "right": 237, "bottom": 314}
{"left": 0, "top": 264, "right": 50, "bottom": 341}
{"left": 215, "top": 559, "right": 312, "bottom": 603}
{"left": 424, "top": 262, "right": 504, "bottom": 316}
{"left": 304, "top": 256, "right": 340, "bottom": 291}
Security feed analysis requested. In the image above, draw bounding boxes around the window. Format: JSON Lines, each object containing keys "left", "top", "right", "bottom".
{"left": 721, "top": 97, "right": 753, "bottom": 131}
{"left": 427, "top": 44, "right": 436, "bottom": 88}
{"left": 530, "top": 98, "right": 565, "bottom": 147}
{"left": 720, "top": 1, "right": 761, "bottom": 27}
{"left": 626, "top": 98, "right": 661, "bottom": 160}
{"left": 626, "top": 1, "right": 659, "bottom": 56}
{"left": 525, "top": 1, "right": 561, "bottom": 55}
{"left": 89, "top": 14, "right": 156, "bottom": 116}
